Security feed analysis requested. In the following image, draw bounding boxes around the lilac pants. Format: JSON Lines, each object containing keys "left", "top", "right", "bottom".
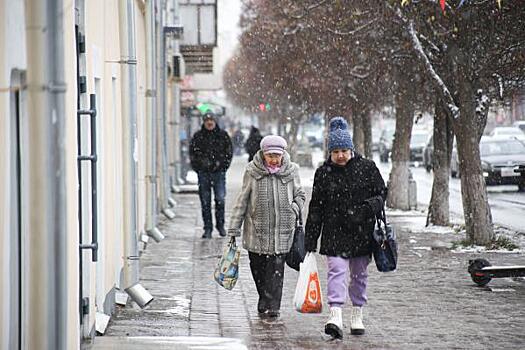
{"left": 327, "top": 255, "right": 371, "bottom": 307}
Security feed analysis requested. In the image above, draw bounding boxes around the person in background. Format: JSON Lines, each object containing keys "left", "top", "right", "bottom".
{"left": 232, "top": 128, "right": 245, "bottom": 156}
{"left": 228, "top": 135, "right": 306, "bottom": 319}
{"left": 305, "top": 116, "right": 387, "bottom": 339}
{"left": 189, "top": 113, "right": 233, "bottom": 239}
{"left": 244, "top": 126, "right": 263, "bottom": 162}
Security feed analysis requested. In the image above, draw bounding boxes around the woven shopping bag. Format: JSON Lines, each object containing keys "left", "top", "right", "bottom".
{"left": 213, "top": 237, "right": 241, "bottom": 290}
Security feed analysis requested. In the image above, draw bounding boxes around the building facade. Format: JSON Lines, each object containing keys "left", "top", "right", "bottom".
{"left": 0, "top": 1, "right": 186, "bottom": 349}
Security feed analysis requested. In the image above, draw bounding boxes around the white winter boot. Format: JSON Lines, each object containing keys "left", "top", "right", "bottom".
{"left": 325, "top": 306, "right": 343, "bottom": 339}
{"left": 350, "top": 306, "right": 365, "bottom": 335}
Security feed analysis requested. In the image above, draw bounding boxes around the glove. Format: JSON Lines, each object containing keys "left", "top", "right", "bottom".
{"left": 364, "top": 196, "right": 384, "bottom": 216}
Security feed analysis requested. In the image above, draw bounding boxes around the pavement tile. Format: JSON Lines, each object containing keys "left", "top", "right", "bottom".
{"left": 94, "top": 156, "right": 525, "bottom": 350}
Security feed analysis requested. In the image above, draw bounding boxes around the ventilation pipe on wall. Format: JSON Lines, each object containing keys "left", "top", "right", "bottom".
{"left": 25, "top": 0, "right": 68, "bottom": 348}
{"left": 119, "top": 0, "right": 153, "bottom": 308}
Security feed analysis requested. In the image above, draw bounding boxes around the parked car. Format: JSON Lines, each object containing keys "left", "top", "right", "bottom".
{"left": 410, "top": 130, "right": 430, "bottom": 165}
{"left": 512, "top": 120, "right": 525, "bottom": 134}
{"left": 451, "top": 136, "right": 525, "bottom": 191}
{"left": 451, "top": 136, "right": 488, "bottom": 178}
{"left": 423, "top": 134, "right": 433, "bottom": 172}
{"left": 489, "top": 126, "right": 525, "bottom": 141}
{"left": 378, "top": 128, "right": 395, "bottom": 162}
{"left": 480, "top": 137, "right": 525, "bottom": 190}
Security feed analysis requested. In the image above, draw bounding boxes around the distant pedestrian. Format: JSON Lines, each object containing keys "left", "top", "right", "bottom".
{"left": 189, "top": 113, "right": 233, "bottom": 239}
{"left": 304, "top": 117, "right": 387, "bottom": 339}
{"left": 244, "top": 126, "right": 263, "bottom": 162}
{"left": 232, "top": 128, "right": 245, "bottom": 156}
{"left": 228, "top": 135, "right": 306, "bottom": 319}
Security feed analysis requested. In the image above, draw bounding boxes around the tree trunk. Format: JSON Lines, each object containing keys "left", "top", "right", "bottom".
{"left": 323, "top": 112, "right": 330, "bottom": 159}
{"left": 285, "top": 114, "right": 301, "bottom": 160}
{"left": 427, "top": 98, "right": 454, "bottom": 226}
{"left": 352, "top": 108, "right": 372, "bottom": 158}
{"left": 352, "top": 113, "right": 364, "bottom": 154}
{"left": 362, "top": 111, "right": 373, "bottom": 159}
{"left": 453, "top": 83, "right": 494, "bottom": 244}
{"left": 387, "top": 93, "right": 415, "bottom": 210}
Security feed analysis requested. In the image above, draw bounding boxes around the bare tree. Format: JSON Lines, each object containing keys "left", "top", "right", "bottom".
{"left": 394, "top": 1, "right": 525, "bottom": 244}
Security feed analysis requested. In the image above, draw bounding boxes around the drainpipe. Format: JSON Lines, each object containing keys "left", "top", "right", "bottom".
{"left": 145, "top": 0, "right": 165, "bottom": 243}
{"left": 172, "top": 0, "right": 183, "bottom": 186}
{"left": 172, "top": 70, "right": 182, "bottom": 186}
{"left": 25, "top": 0, "right": 67, "bottom": 349}
{"left": 119, "top": 0, "right": 153, "bottom": 308}
{"left": 157, "top": 0, "right": 175, "bottom": 220}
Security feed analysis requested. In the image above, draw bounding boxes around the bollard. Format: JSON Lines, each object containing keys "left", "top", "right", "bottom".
{"left": 408, "top": 170, "right": 417, "bottom": 210}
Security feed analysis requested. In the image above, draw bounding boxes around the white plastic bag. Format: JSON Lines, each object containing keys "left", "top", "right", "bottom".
{"left": 293, "top": 252, "right": 323, "bottom": 313}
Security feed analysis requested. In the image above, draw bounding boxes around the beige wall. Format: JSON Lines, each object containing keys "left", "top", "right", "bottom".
{"left": 63, "top": 0, "right": 81, "bottom": 348}
{"left": 1, "top": 1, "right": 155, "bottom": 348}
{"left": 81, "top": 0, "right": 149, "bottom": 334}
{"left": 135, "top": 1, "right": 148, "bottom": 240}
{"left": 0, "top": 1, "right": 9, "bottom": 347}
{"left": 0, "top": 0, "right": 27, "bottom": 348}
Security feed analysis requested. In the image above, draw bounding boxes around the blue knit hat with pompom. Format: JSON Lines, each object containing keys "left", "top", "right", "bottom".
{"left": 327, "top": 116, "right": 354, "bottom": 152}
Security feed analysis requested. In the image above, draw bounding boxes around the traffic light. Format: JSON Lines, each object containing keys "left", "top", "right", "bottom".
{"left": 258, "top": 102, "right": 271, "bottom": 112}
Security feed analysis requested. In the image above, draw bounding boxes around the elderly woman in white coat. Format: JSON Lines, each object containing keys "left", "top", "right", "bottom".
{"left": 228, "top": 135, "right": 306, "bottom": 319}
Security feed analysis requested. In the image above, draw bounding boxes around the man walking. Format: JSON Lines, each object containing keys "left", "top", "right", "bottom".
{"left": 189, "top": 113, "right": 233, "bottom": 238}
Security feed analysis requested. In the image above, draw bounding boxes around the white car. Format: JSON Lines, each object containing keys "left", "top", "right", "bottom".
{"left": 512, "top": 120, "right": 525, "bottom": 134}
{"left": 489, "top": 126, "right": 525, "bottom": 141}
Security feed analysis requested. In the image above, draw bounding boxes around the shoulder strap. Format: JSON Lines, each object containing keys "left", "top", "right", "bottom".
{"left": 375, "top": 204, "right": 388, "bottom": 231}
{"left": 297, "top": 210, "right": 303, "bottom": 226}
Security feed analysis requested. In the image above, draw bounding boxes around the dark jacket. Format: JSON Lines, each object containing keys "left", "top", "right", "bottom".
{"left": 305, "top": 152, "right": 387, "bottom": 257}
{"left": 245, "top": 127, "right": 263, "bottom": 162}
{"left": 189, "top": 125, "right": 233, "bottom": 173}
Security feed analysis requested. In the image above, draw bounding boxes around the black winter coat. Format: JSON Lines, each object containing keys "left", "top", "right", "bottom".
{"left": 189, "top": 125, "right": 233, "bottom": 173}
{"left": 245, "top": 127, "right": 263, "bottom": 162}
{"left": 305, "top": 153, "right": 387, "bottom": 257}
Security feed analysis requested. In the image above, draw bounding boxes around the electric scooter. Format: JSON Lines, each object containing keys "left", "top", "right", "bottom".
{"left": 468, "top": 258, "right": 525, "bottom": 286}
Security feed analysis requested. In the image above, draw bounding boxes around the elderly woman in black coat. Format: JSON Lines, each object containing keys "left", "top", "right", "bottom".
{"left": 305, "top": 117, "right": 387, "bottom": 339}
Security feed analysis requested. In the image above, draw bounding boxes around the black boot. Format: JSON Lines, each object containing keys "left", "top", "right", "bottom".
{"left": 202, "top": 229, "right": 212, "bottom": 239}
{"left": 218, "top": 226, "right": 227, "bottom": 237}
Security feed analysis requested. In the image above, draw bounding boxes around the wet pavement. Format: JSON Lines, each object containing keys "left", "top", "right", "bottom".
{"left": 89, "top": 156, "right": 525, "bottom": 350}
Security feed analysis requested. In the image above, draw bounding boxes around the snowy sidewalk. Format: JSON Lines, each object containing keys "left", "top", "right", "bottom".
{"left": 89, "top": 156, "right": 525, "bottom": 350}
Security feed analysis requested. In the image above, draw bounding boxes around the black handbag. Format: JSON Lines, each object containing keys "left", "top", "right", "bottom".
{"left": 371, "top": 208, "right": 397, "bottom": 272}
{"left": 286, "top": 213, "right": 306, "bottom": 271}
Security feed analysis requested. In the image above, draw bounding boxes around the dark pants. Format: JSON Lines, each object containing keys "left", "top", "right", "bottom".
{"left": 248, "top": 252, "right": 286, "bottom": 313}
{"left": 197, "top": 171, "right": 226, "bottom": 231}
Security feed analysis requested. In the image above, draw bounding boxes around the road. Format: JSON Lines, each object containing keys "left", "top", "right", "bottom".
{"left": 198, "top": 151, "right": 525, "bottom": 233}
{"left": 94, "top": 154, "right": 525, "bottom": 350}
{"left": 375, "top": 159, "right": 525, "bottom": 233}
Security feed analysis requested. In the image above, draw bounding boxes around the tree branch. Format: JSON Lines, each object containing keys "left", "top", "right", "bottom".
{"left": 283, "top": 0, "right": 331, "bottom": 20}
{"left": 326, "top": 19, "right": 376, "bottom": 36}
{"left": 392, "top": 6, "right": 460, "bottom": 118}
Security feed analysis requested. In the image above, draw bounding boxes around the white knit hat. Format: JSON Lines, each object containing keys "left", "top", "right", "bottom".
{"left": 260, "top": 135, "right": 287, "bottom": 154}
